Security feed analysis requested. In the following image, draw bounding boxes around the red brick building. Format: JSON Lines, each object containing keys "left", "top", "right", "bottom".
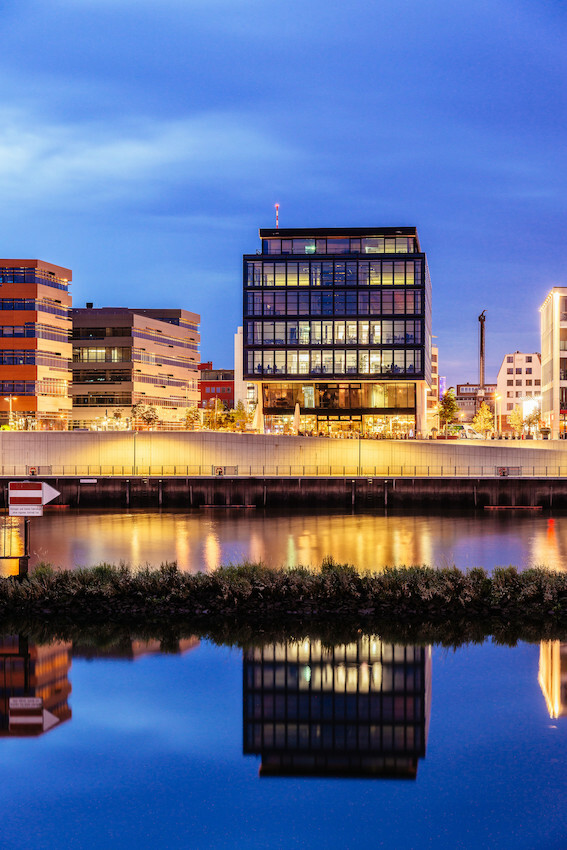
{"left": 198, "top": 362, "right": 234, "bottom": 409}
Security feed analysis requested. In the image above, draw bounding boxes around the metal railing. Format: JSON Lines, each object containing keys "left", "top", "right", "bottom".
{"left": 0, "top": 464, "right": 565, "bottom": 478}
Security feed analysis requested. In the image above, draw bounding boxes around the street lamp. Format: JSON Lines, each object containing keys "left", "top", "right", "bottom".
{"left": 4, "top": 395, "right": 17, "bottom": 428}
{"left": 495, "top": 394, "right": 501, "bottom": 435}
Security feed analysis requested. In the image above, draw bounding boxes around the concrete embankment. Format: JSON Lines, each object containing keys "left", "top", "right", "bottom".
{"left": 0, "top": 431, "right": 566, "bottom": 508}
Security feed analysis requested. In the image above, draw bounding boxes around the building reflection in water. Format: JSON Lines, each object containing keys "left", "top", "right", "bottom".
{"left": 0, "top": 636, "right": 72, "bottom": 736}
{"left": 72, "top": 637, "right": 199, "bottom": 661}
{"left": 243, "top": 636, "right": 431, "bottom": 779}
{"left": 539, "top": 641, "right": 567, "bottom": 719}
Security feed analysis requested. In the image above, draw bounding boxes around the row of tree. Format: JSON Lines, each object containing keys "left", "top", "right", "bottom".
{"left": 438, "top": 389, "right": 541, "bottom": 436}
{"left": 98, "top": 400, "right": 253, "bottom": 432}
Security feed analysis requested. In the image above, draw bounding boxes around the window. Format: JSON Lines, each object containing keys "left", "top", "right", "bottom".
{"left": 526, "top": 356, "right": 532, "bottom": 363}
{"left": 526, "top": 380, "right": 532, "bottom": 386}
{"left": 535, "top": 379, "right": 541, "bottom": 386}
{"left": 507, "top": 368, "right": 513, "bottom": 374}
{"left": 507, "top": 356, "right": 513, "bottom": 363}
{"left": 516, "top": 368, "right": 522, "bottom": 374}
{"left": 507, "top": 380, "right": 513, "bottom": 386}
{"left": 526, "top": 368, "right": 532, "bottom": 374}
{"left": 516, "top": 380, "right": 522, "bottom": 386}
{"left": 507, "top": 403, "right": 513, "bottom": 410}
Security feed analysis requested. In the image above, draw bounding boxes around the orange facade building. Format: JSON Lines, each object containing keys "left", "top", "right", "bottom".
{"left": 0, "top": 260, "right": 72, "bottom": 429}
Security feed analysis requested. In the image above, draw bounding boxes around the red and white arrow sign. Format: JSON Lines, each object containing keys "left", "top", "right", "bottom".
{"left": 8, "top": 482, "right": 61, "bottom": 516}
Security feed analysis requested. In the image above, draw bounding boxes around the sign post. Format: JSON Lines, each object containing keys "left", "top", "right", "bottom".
{"left": 7, "top": 482, "right": 61, "bottom": 576}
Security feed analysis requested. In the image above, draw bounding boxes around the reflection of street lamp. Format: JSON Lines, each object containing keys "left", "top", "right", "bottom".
{"left": 4, "top": 395, "right": 17, "bottom": 428}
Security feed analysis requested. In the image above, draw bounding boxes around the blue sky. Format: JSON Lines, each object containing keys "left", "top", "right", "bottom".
{"left": 0, "top": 0, "right": 565, "bottom": 384}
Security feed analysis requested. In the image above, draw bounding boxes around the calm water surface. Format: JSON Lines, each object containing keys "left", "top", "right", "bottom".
{"left": 0, "top": 634, "right": 566, "bottom": 849}
{"left": 3, "top": 508, "right": 567, "bottom": 574}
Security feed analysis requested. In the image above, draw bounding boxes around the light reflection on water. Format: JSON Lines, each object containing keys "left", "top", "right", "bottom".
{"left": 1, "top": 508, "right": 566, "bottom": 573}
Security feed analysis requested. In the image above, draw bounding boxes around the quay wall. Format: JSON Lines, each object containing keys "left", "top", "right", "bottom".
{"left": 0, "top": 431, "right": 566, "bottom": 478}
{"left": 1, "top": 432, "right": 567, "bottom": 509}
{"left": 0, "top": 475, "right": 565, "bottom": 510}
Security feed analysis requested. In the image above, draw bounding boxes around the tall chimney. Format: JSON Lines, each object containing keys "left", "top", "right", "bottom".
{"left": 478, "top": 310, "right": 486, "bottom": 390}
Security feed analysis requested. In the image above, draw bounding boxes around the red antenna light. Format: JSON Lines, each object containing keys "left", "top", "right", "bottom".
{"left": 275, "top": 203, "right": 279, "bottom": 229}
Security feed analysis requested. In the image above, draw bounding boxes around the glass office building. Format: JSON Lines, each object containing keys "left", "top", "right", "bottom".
{"left": 243, "top": 227, "right": 432, "bottom": 437}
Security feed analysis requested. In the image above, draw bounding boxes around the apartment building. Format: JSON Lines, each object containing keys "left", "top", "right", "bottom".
{"left": 70, "top": 306, "right": 200, "bottom": 429}
{"left": 540, "top": 288, "right": 567, "bottom": 438}
{"left": 198, "top": 362, "right": 235, "bottom": 409}
{"left": 243, "top": 227, "right": 432, "bottom": 437}
{"left": 426, "top": 344, "right": 439, "bottom": 432}
{"left": 455, "top": 383, "right": 496, "bottom": 423}
{"left": 496, "top": 351, "right": 541, "bottom": 431}
{"left": 0, "top": 260, "right": 72, "bottom": 429}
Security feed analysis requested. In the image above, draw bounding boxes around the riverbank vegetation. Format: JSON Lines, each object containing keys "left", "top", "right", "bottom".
{"left": 1, "top": 560, "right": 567, "bottom": 643}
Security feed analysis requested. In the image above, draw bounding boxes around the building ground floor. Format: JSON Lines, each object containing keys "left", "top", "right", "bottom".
{"left": 256, "top": 380, "right": 428, "bottom": 438}
{"left": 264, "top": 412, "right": 416, "bottom": 438}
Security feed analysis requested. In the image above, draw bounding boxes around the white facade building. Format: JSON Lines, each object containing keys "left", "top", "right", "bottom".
{"left": 234, "top": 327, "right": 258, "bottom": 414}
{"left": 540, "top": 289, "right": 567, "bottom": 438}
{"left": 496, "top": 351, "right": 541, "bottom": 432}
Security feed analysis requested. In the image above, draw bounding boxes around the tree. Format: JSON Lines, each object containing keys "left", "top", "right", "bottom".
{"left": 472, "top": 402, "right": 494, "bottom": 437}
{"left": 438, "top": 389, "right": 459, "bottom": 433}
{"left": 226, "top": 400, "right": 247, "bottom": 433}
{"left": 132, "top": 401, "right": 159, "bottom": 429}
{"left": 524, "top": 406, "right": 541, "bottom": 436}
{"left": 203, "top": 398, "right": 227, "bottom": 430}
{"left": 184, "top": 406, "right": 201, "bottom": 430}
{"left": 508, "top": 405, "right": 524, "bottom": 436}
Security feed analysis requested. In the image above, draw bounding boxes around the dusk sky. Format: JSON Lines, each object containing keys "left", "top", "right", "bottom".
{"left": 0, "top": 0, "right": 565, "bottom": 385}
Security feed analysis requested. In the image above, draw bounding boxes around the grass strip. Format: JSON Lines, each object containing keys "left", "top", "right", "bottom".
{"left": 0, "top": 559, "right": 566, "bottom": 637}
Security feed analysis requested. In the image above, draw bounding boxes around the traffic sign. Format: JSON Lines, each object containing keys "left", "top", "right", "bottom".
{"left": 8, "top": 481, "right": 61, "bottom": 517}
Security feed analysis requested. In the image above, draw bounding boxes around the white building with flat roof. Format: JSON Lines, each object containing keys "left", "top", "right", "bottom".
{"left": 540, "top": 288, "right": 567, "bottom": 438}
{"left": 496, "top": 351, "right": 541, "bottom": 432}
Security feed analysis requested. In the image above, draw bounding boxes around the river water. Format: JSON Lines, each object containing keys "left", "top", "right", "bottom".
{"left": 2, "top": 511, "right": 567, "bottom": 847}
{"left": 2, "top": 507, "right": 566, "bottom": 574}
{"left": 1, "top": 633, "right": 566, "bottom": 849}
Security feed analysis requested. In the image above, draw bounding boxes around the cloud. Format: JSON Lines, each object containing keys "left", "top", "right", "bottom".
{"left": 0, "top": 108, "right": 297, "bottom": 210}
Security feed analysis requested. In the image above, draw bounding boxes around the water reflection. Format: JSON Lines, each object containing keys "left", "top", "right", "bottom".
{"left": 539, "top": 641, "right": 567, "bottom": 719}
{"left": 243, "top": 637, "right": 431, "bottom": 779}
{"left": 72, "top": 637, "right": 200, "bottom": 661}
{"left": 0, "top": 636, "right": 72, "bottom": 736}
{"left": 12, "top": 508, "right": 567, "bottom": 573}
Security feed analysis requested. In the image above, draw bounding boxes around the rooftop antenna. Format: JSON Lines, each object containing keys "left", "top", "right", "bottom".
{"left": 275, "top": 203, "right": 279, "bottom": 229}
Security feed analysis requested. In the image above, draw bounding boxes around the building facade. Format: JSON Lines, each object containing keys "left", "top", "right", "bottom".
{"left": 426, "top": 344, "right": 439, "bottom": 432}
{"left": 70, "top": 306, "right": 200, "bottom": 429}
{"left": 455, "top": 382, "right": 497, "bottom": 424}
{"left": 198, "top": 363, "right": 235, "bottom": 409}
{"left": 243, "top": 227, "right": 432, "bottom": 437}
{"left": 495, "top": 351, "right": 541, "bottom": 432}
{"left": 540, "top": 288, "right": 567, "bottom": 438}
{"left": 234, "top": 327, "right": 258, "bottom": 416}
{"left": 0, "top": 260, "right": 72, "bottom": 430}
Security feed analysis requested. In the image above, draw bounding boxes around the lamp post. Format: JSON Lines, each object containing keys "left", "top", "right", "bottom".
{"left": 495, "top": 394, "right": 501, "bottom": 435}
{"left": 4, "top": 395, "right": 17, "bottom": 429}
